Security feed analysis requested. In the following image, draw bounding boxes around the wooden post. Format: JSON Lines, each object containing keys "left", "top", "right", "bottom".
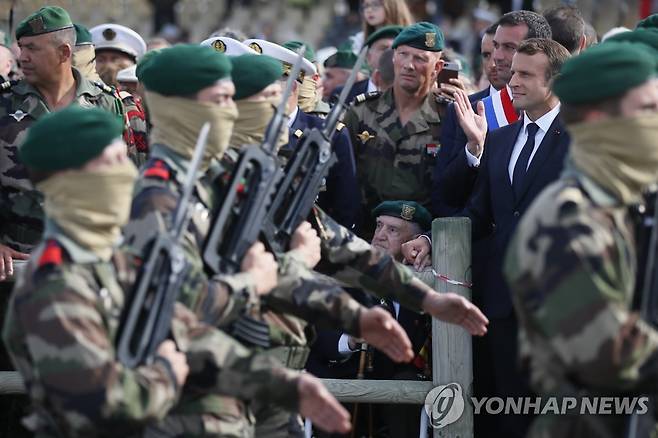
{"left": 431, "top": 217, "right": 473, "bottom": 438}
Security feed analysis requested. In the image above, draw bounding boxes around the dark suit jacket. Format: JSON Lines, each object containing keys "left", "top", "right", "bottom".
{"left": 330, "top": 78, "right": 369, "bottom": 106}
{"left": 285, "top": 109, "right": 361, "bottom": 229}
{"left": 464, "top": 115, "right": 570, "bottom": 318}
{"left": 432, "top": 87, "right": 491, "bottom": 217}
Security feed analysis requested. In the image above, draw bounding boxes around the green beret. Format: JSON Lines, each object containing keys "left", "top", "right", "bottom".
{"left": 608, "top": 28, "right": 658, "bottom": 54}
{"left": 637, "top": 14, "right": 658, "bottom": 30}
{"left": 553, "top": 41, "right": 658, "bottom": 105}
{"left": 282, "top": 40, "right": 316, "bottom": 63}
{"left": 231, "top": 54, "right": 283, "bottom": 100}
{"left": 74, "top": 23, "right": 92, "bottom": 46}
{"left": 365, "top": 25, "right": 403, "bottom": 47}
{"left": 372, "top": 200, "right": 432, "bottom": 231}
{"left": 392, "top": 22, "right": 445, "bottom": 52}
{"left": 135, "top": 49, "right": 159, "bottom": 80}
{"left": 19, "top": 106, "right": 123, "bottom": 172}
{"left": 16, "top": 6, "right": 73, "bottom": 40}
{"left": 324, "top": 50, "right": 357, "bottom": 69}
{"left": 140, "top": 44, "right": 232, "bottom": 96}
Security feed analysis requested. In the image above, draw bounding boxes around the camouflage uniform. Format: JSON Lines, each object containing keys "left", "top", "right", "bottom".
{"left": 504, "top": 167, "right": 658, "bottom": 438}
{"left": 2, "top": 221, "right": 301, "bottom": 438}
{"left": 119, "top": 90, "right": 149, "bottom": 167}
{"left": 0, "top": 69, "right": 123, "bottom": 253}
{"left": 343, "top": 89, "right": 441, "bottom": 236}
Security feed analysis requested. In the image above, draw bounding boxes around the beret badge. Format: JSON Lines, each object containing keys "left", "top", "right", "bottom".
{"left": 401, "top": 204, "right": 416, "bottom": 221}
{"left": 425, "top": 32, "right": 436, "bottom": 48}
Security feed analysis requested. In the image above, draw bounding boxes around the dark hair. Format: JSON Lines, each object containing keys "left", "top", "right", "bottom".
{"left": 560, "top": 98, "right": 622, "bottom": 124}
{"left": 484, "top": 22, "right": 498, "bottom": 36}
{"left": 543, "top": 5, "right": 585, "bottom": 53}
{"left": 516, "top": 38, "right": 570, "bottom": 81}
{"left": 498, "top": 10, "right": 552, "bottom": 39}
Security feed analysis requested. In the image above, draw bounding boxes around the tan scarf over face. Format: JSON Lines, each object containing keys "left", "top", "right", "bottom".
{"left": 569, "top": 113, "right": 658, "bottom": 205}
{"left": 146, "top": 90, "right": 238, "bottom": 166}
{"left": 73, "top": 45, "right": 102, "bottom": 82}
{"left": 298, "top": 75, "right": 319, "bottom": 113}
{"left": 37, "top": 161, "right": 138, "bottom": 260}
{"left": 230, "top": 96, "right": 289, "bottom": 149}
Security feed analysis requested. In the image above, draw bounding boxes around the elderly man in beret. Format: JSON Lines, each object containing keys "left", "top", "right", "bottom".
{"left": 343, "top": 21, "right": 446, "bottom": 239}
{"left": 322, "top": 50, "right": 367, "bottom": 101}
{"left": 505, "top": 40, "right": 658, "bottom": 438}
{"left": 0, "top": 6, "right": 123, "bottom": 279}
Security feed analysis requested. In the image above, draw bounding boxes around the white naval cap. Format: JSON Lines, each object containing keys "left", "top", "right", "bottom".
{"left": 90, "top": 23, "right": 147, "bottom": 60}
{"left": 201, "top": 36, "right": 258, "bottom": 56}
{"left": 117, "top": 65, "right": 137, "bottom": 83}
{"left": 242, "top": 38, "right": 316, "bottom": 82}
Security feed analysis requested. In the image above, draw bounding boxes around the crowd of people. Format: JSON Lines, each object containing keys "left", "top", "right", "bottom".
{"left": 0, "top": 1, "right": 656, "bottom": 438}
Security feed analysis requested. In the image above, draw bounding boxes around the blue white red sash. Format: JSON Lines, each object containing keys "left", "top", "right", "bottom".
{"left": 482, "top": 86, "right": 519, "bottom": 131}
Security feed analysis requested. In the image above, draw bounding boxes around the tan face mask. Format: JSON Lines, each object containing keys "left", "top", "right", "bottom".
{"left": 298, "top": 75, "right": 319, "bottom": 113}
{"left": 569, "top": 113, "right": 658, "bottom": 205}
{"left": 72, "top": 45, "right": 102, "bottom": 82}
{"left": 146, "top": 91, "right": 238, "bottom": 166}
{"left": 37, "top": 160, "right": 138, "bottom": 260}
{"left": 230, "top": 96, "right": 289, "bottom": 150}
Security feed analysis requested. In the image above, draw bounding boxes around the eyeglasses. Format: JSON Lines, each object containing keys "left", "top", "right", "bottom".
{"left": 361, "top": 1, "right": 384, "bottom": 11}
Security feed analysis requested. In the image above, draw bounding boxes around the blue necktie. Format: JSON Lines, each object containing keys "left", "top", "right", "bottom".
{"left": 512, "top": 123, "right": 539, "bottom": 198}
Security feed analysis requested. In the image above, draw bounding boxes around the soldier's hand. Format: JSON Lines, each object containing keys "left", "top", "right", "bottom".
{"left": 422, "top": 292, "right": 489, "bottom": 336}
{"left": 0, "top": 244, "right": 29, "bottom": 281}
{"left": 241, "top": 242, "right": 278, "bottom": 295}
{"left": 359, "top": 307, "right": 413, "bottom": 362}
{"left": 298, "top": 373, "right": 351, "bottom": 434}
{"left": 289, "top": 221, "right": 321, "bottom": 268}
{"left": 156, "top": 340, "right": 189, "bottom": 388}
{"left": 454, "top": 89, "right": 487, "bottom": 158}
{"left": 401, "top": 237, "right": 432, "bottom": 270}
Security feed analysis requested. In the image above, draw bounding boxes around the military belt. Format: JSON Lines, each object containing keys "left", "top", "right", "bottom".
{"left": 266, "top": 346, "right": 310, "bottom": 370}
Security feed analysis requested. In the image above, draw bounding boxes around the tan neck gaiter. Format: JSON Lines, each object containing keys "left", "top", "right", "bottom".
{"left": 73, "top": 45, "right": 102, "bottom": 83}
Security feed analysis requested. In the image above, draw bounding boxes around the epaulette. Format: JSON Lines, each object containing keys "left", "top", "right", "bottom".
{"left": 38, "top": 240, "right": 63, "bottom": 268}
{"left": 93, "top": 81, "right": 117, "bottom": 95}
{"left": 354, "top": 91, "right": 381, "bottom": 105}
{"left": 143, "top": 159, "right": 171, "bottom": 181}
{"left": 335, "top": 122, "right": 345, "bottom": 132}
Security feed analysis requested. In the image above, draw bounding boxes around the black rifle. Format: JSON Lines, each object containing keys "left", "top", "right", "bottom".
{"left": 117, "top": 123, "right": 211, "bottom": 368}
{"left": 261, "top": 47, "right": 367, "bottom": 255}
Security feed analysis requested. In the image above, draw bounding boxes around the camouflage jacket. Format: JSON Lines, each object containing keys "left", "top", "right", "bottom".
{"left": 2, "top": 222, "right": 300, "bottom": 438}
{"left": 343, "top": 89, "right": 441, "bottom": 235}
{"left": 0, "top": 69, "right": 123, "bottom": 253}
{"left": 504, "top": 169, "right": 658, "bottom": 438}
{"left": 120, "top": 91, "right": 149, "bottom": 168}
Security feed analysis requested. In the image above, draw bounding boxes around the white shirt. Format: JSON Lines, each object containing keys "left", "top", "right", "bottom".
{"left": 367, "top": 78, "right": 378, "bottom": 93}
{"left": 338, "top": 301, "right": 400, "bottom": 356}
{"left": 287, "top": 106, "right": 299, "bottom": 128}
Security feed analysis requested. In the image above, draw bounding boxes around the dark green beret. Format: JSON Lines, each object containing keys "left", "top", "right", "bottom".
{"left": 140, "top": 44, "right": 232, "bottom": 96}
{"left": 16, "top": 6, "right": 73, "bottom": 40}
{"left": 392, "top": 21, "right": 445, "bottom": 52}
{"left": 324, "top": 50, "right": 357, "bottom": 69}
{"left": 231, "top": 54, "right": 283, "bottom": 100}
{"left": 135, "top": 49, "right": 160, "bottom": 80}
{"left": 282, "top": 40, "right": 316, "bottom": 63}
{"left": 553, "top": 41, "right": 658, "bottom": 105}
{"left": 637, "top": 14, "right": 658, "bottom": 30}
{"left": 74, "top": 23, "right": 92, "bottom": 46}
{"left": 19, "top": 106, "right": 123, "bottom": 172}
{"left": 372, "top": 200, "right": 432, "bottom": 230}
{"left": 365, "top": 25, "right": 403, "bottom": 47}
{"left": 608, "top": 28, "right": 658, "bottom": 54}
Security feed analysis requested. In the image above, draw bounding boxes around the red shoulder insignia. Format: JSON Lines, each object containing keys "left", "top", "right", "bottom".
{"left": 38, "top": 240, "right": 62, "bottom": 267}
{"left": 143, "top": 159, "right": 170, "bottom": 180}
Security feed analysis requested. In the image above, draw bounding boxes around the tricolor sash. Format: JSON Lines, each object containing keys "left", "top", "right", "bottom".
{"left": 482, "top": 86, "right": 519, "bottom": 131}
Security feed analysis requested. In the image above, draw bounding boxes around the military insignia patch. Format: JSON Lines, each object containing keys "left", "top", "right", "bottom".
{"left": 357, "top": 130, "right": 375, "bottom": 143}
{"left": 426, "top": 143, "right": 439, "bottom": 156}
{"left": 249, "top": 42, "right": 263, "bottom": 54}
{"left": 401, "top": 204, "right": 416, "bottom": 221}
{"left": 9, "top": 110, "right": 27, "bottom": 122}
{"left": 294, "top": 129, "right": 304, "bottom": 138}
{"left": 211, "top": 39, "right": 227, "bottom": 53}
{"left": 29, "top": 17, "right": 45, "bottom": 34}
{"left": 103, "top": 28, "right": 117, "bottom": 41}
{"left": 425, "top": 32, "right": 436, "bottom": 48}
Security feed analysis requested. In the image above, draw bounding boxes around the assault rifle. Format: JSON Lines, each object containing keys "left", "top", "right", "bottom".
{"left": 116, "top": 123, "right": 211, "bottom": 368}
{"left": 261, "top": 47, "right": 367, "bottom": 255}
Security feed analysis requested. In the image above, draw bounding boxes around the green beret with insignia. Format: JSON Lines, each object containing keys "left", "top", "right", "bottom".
{"left": 608, "top": 28, "right": 658, "bottom": 54}
{"left": 372, "top": 200, "right": 432, "bottom": 230}
{"left": 637, "top": 14, "right": 658, "bottom": 30}
{"left": 365, "top": 25, "right": 404, "bottom": 48}
{"left": 392, "top": 21, "right": 444, "bottom": 52}
{"left": 74, "top": 23, "right": 93, "bottom": 46}
{"left": 553, "top": 41, "right": 658, "bottom": 105}
{"left": 282, "top": 40, "right": 316, "bottom": 63}
{"left": 16, "top": 6, "right": 73, "bottom": 40}
{"left": 140, "top": 44, "right": 232, "bottom": 96}
{"left": 324, "top": 50, "right": 357, "bottom": 69}
{"left": 19, "top": 106, "right": 123, "bottom": 172}
{"left": 231, "top": 54, "right": 284, "bottom": 100}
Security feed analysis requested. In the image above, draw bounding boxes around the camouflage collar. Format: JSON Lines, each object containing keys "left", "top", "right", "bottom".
{"left": 563, "top": 161, "right": 620, "bottom": 208}
{"left": 43, "top": 219, "right": 103, "bottom": 264}
{"left": 13, "top": 68, "right": 104, "bottom": 100}
{"left": 149, "top": 144, "right": 212, "bottom": 207}
{"left": 377, "top": 88, "right": 441, "bottom": 133}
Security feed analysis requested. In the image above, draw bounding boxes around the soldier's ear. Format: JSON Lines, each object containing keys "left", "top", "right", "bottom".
{"left": 58, "top": 42, "right": 73, "bottom": 62}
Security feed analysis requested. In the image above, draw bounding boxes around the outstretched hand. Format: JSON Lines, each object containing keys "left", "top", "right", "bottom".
{"left": 298, "top": 373, "right": 351, "bottom": 434}
{"left": 423, "top": 292, "right": 489, "bottom": 336}
{"left": 454, "top": 89, "right": 487, "bottom": 158}
{"left": 359, "top": 306, "right": 413, "bottom": 363}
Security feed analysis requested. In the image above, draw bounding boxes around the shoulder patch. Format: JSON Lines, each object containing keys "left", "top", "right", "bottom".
{"left": 93, "top": 81, "right": 116, "bottom": 95}
{"left": 354, "top": 91, "right": 381, "bottom": 105}
{"left": 143, "top": 159, "right": 171, "bottom": 181}
{"left": 38, "top": 240, "right": 63, "bottom": 268}
{"left": 335, "top": 122, "right": 345, "bottom": 132}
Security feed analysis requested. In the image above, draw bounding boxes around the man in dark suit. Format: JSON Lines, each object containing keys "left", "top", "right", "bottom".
{"left": 403, "top": 38, "right": 571, "bottom": 438}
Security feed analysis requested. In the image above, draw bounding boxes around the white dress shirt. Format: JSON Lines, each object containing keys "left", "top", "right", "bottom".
{"left": 287, "top": 106, "right": 299, "bottom": 128}
{"left": 367, "top": 78, "right": 378, "bottom": 93}
{"left": 338, "top": 301, "right": 400, "bottom": 356}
